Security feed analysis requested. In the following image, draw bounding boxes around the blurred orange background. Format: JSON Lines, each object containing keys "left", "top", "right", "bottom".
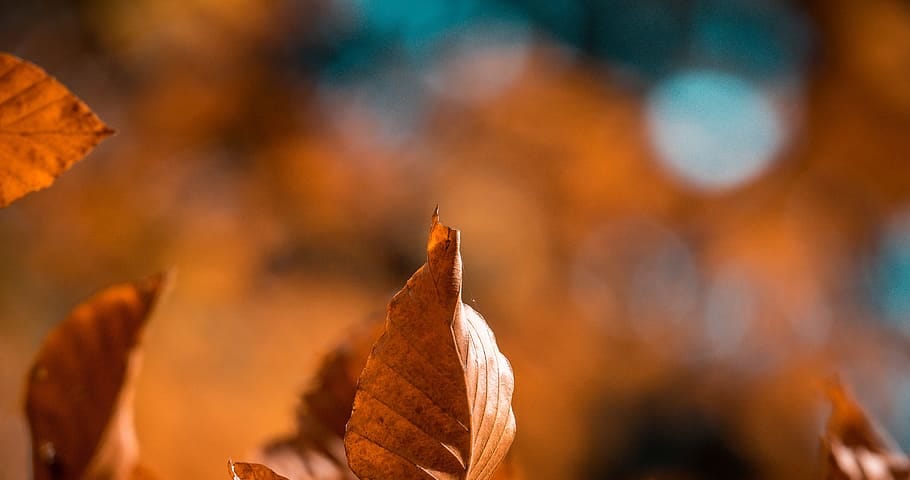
{"left": 1, "top": 0, "right": 910, "bottom": 479}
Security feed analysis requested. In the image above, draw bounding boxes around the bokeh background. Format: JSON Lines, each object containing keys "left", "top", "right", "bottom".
{"left": 1, "top": 0, "right": 910, "bottom": 478}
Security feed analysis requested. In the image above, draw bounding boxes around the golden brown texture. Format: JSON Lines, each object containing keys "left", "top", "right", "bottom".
{"left": 344, "top": 211, "right": 516, "bottom": 480}
{"left": 25, "top": 273, "right": 168, "bottom": 480}
{"left": 0, "top": 53, "right": 113, "bottom": 207}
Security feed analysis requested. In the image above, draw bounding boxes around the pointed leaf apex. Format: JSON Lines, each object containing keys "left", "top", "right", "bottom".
{"left": 427, "top": 208, "right": 457, "bottom": 258}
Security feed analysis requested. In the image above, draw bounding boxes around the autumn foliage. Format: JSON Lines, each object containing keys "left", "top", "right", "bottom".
{"left": 0, "top": 54, "right": 111, "bottom": 207}
{"left": 8, "top": 107, "right": 519, "bottom": 480}
{"left": 3, "top": 1, "right": 910, "bottom": 479}
{"left": 25, "top": 274, "right": 166, "bottom": 480}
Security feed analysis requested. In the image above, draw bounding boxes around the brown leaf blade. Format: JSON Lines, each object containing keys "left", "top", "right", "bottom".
{"left": 25, "top": 273, "right": 169, "bottom": 480}
{"left": 0, "top": 53, "right": 113, "bottom": 207}
{"left": 344, "top": 212, "right": 516, "bottom": 480}
{"left": 229, "top": 460, "right": 290, "bottom": 480}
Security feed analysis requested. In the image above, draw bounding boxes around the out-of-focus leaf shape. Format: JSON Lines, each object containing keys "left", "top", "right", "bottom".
{"left": 0, "top": 53, "right": 113, "bottom": 207}
{"left": 25, "top": 273, "right": 169, "bottom": 480}
{"left": 229, "top": 460, "right": 290, "bottom": 480}
{"left": 299, "top": 317, "right": 385, "bottom": 441}
{"left": 344, "top": 211, "right": 516, "bottom": 480}
{"left": 821, "top": 379, "right": 910, "bottom": 480}
{"left": 256, "top": 318, "right": 383, "bottom": 479}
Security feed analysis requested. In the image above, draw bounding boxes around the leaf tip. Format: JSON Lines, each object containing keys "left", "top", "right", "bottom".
{"left": 430, "top": 205, "right": 441, "bottom": 235}
{"left": 136, "top": 269, "right": 175, "bottom": 314}
{"left": 822, "top": 375, "right": 860, "bottom": 421}
{"left": 822, "top": 375, "right": 846, "bottom": 400}
{"left": 427, "top": 207, "right": 458, "bottom": 259}
{"left": 150, "top": 268, "right": 177, "bottom": 293}
{"left": 99, "top": 125, "right": 117, "bottom": 138}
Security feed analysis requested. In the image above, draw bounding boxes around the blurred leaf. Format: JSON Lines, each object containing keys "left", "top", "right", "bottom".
{"left": 229, "top": 460, "right": 290, "bottom": 480}
{"left": 256, "top": 317, "right": 382, "bottom": 479}
{"left": 25, "top": 273, "right": 169, "bottom": 480}
{"left": 299, "top": 317, "right": 385, "bottom": 441}
{"left": 344, "top": 210, "right": 516, "bottom": 480}
{"left": 821, "top": 379, "right": 910, "bottom": 479}
{"left": 255, "top": 439, "right": 353, "bottom": 480}
{"left": 0, "top": 53, "right": 113, "bottom": 207}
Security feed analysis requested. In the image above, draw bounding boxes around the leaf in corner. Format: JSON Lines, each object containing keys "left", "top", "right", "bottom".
{"left": 229, "top": 460, "right": 290, "bottom": 480}
{"left": 0, "top": 53, "right": 113, "bottom": 207}
{"left": 25, "top": 273, "right": 170, "bottom": 480}
{"left": 820, "top": 379, "right": 910, "bottom": 479}
{"left": 344, "top": 211, "right": 517, "bottom": 480}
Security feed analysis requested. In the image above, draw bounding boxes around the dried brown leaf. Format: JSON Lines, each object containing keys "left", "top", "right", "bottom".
{"left": 344, "top": 211, "right": 516, "bottom": 480}
{"left": 821, "top": 379, "right": 910, "bottom": 480}
{"left": 229, "top": 460, "right": 291, "bottom": 480}
{"left": 0, "top": 53, "right": 113, "bottom": 207}
{"left": 25, "top": 273, "right": 169, "bottom": 480}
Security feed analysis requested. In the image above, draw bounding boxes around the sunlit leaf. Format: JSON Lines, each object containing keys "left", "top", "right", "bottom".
{"left": 0, "top": 53, "right": 113, "bottom": 207}
{"left": 344, "top": 210, "right": 516, "bottom": 480}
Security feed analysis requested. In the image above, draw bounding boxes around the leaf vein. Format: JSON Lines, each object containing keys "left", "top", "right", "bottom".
{"left": 373, "top": 354, "right": 469, "bottom": 432}
{"left": 1, "top": 95, "right": 71, "bottom": 129}
{"left": 347, "top": 430, "right": 445, "bottom": 480}
{"left": 357, "top": 388, "right": 467, "bottom": 470}
{"left": 0, "top": 76, "right": 51, "bottom": 113}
